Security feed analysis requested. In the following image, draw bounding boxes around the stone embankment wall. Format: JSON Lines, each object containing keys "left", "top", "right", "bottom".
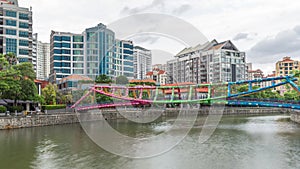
{"left": 290, "top": 110, "right": 300, "bottom": 124}
{"left": 0, "top": 107, "right": 292, "bottom": 130}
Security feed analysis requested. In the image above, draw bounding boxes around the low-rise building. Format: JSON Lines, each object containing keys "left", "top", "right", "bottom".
{"left": 276, "top": 56, "right": 300, "bottom": 76}
{"left": 146, "top": 68, "right": 168, "bottom": 85}
{"left": 57, "top": 74, "right": 93, "bottom": 93}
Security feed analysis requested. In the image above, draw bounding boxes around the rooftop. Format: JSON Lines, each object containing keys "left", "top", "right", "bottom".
{"left": 60, "top": 74, "right": 93, "bottom": 83}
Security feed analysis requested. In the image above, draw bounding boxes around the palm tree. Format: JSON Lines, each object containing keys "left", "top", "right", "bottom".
{"left": 4, "top": 53, "right": 18, "bottom": 65}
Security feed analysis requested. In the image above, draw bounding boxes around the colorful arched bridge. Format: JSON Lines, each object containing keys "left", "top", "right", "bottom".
{"left": 72, "top": 76, "right": 300, "bottom": 111}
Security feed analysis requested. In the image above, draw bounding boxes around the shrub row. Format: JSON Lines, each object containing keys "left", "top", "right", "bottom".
{"left": 0, "top": 106, "right": 7, "bottom": 113}
{"left": 7, "top": 105, "right": 24, "bottom": 112}
{"left": 42, "top": 104, "right": 66, "bottom": 111}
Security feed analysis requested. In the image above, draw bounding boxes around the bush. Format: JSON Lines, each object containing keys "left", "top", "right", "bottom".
{"left": 7, "top": 105, "right": 24, "bottom": 112}
{"left": 0, "top": 106, "right": 7, "bottom": 113}
{"left": 42, "top": 104, "right": 66, "bottom": 111}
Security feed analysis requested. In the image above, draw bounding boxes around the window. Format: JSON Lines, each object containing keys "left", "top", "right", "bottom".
{"left": 73, "top": 63, "right": 84, "bottom": 68}
{"left": 19, "top": 22, "right": 29, "bottom": 29}
{"left": 54, "top": 62, "right": 61, "bottom": 67}
{"left": 19, "top": 31, "right": 29, "bottom": 37}
{"left": 62, "top": 49, "right": 70, "bottom": 54}
{"left": 73, "top": 36, "right": 83, "bottom": 42}
{"left": 19, "top": 58, "right": 28, "bottom": 63}
{"left": 6, "top": 29, "right": 16, "bottom": 35}
{"left": 61, "top": 43, "right": 70, "bottom": 48}
{"left": 73, "top": 50, "right": 83, "bottom": 55}
{"left": 62, "top": 69, "right": 71, "bottom": 73}
{"left": 62, "top": 56, "right": 71, "bottom": 61}
{"left": 54, "top": 43, "right": 61, "bottom": 48}
{"left": 61, "top": 36, "right": 71, "bottom": 41}
{"left": 62, "top": 62, "right": 70, "bottom": 67}
{"left": 6, "top": 38, "right": 17, "bottom": 54}
{"left": 124, "top": 49, "right": 133, "bottom": 55}
{"left": 73, "top": 69, "right": 84, "bottom": 74}
{"left": 54, "top": 36, "right": 61, "bottom": 41}
{"left": 6, "top": 11, "right": 16, "bottom": 17}
{"left": 54, "top": 55, "right": 61, "bottom": 60}
{"left": 19, "top": 49, "right": 29, "bottom": 55}
{"left": 124, "top": 55, "right": 133, "bottom": 60}
{"left": 73, "top": 44, "right": 83, "bottom": 48}
{"left": 6, "top": 19, "right": 16, "bottom": 26}
{"left": 124, "top": 67, "right": 133, "bottom": 72}
{"left": 73, "top": 56, "right": 84, "bottom": 61}
{"left": 19, "top": 40, "right": 29, "bottom": 46}
{"left": 54, "top": 42, "right": 70, "bottom": 48}
{"left": 124, "top": 44, "right": 133, "bottom": 49}
{"left": 124, "top": 61, "right": 133, "bottom": 66}
{"left": 19, "top": 13, "right": 29, "bottom": 20}
{"left": 54, "top": 49, "right": 61, "bottom": 54}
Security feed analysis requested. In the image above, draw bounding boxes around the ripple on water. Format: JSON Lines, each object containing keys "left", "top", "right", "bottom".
{"left": 31, "top": 139, "right": 59, "bottom": 169}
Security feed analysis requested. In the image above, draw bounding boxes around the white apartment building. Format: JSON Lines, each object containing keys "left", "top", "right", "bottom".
{"left": 167, "top": 40, "right": 246, "bottom": 84}
{"left": 133, "top": 46, "right": 152, "bottom": 79}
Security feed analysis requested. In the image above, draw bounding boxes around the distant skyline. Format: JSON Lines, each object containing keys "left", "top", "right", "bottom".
{"left": 19, "top": 0, "right": 300, "bottom": 74}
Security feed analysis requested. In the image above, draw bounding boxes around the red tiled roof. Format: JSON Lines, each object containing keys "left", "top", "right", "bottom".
{"left": 146, "top": 72, "right": 153, "bottom": 76}
{"left": 161, "top": 82, "right": 195, "bottom": 86}
{"left": 129, "top": 79, "right": 156, "bottom": 83}
{"left": 60, "top": 74, "right": 92, "bottom": 82}
{"left": 158, "top": 70, "right": 165, "bottom": 74}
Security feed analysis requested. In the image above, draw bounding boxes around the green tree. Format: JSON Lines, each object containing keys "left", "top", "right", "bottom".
{"left": 95, "top": 74, "right": 112, "bottom": 84}
{"left": 13, "top": 62, "right": 36, "bottom": 80}
{"left": 95, "top": 74, "right": 113, "bottom": 103}
{"left": 116, "top": 75, "right": 129, "bottom": 85}
{"left": 284, "top": 90, "right": 299, "bottom": 100}
{"left": 42, "top": 83, "right": 57, "bottom": 105}
{"left": 0, "top": 54, "right": 9, "bottom": 71}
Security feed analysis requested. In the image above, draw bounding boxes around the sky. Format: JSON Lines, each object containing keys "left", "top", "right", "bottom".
{"left": 19, "top": 0, "right": 300, "bottom": 74}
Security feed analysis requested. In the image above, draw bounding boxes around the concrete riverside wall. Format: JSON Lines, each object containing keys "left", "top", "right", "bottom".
{"left": 0, "top": 114, "right": 79, "bottom": 130}
{"left": 0, "top": 107, "right": 291, "bottom": 130}
{"left": 290, "top": 110, "right": 300, "bottom": 124}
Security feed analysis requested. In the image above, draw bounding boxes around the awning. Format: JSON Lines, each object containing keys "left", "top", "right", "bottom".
{"left": 0, "top": 99, "right": 7, "bottom": 105}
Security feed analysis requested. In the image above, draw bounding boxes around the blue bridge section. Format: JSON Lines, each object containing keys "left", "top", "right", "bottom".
{"left": 227, "top": 100, "right": 300, "bottom": 110}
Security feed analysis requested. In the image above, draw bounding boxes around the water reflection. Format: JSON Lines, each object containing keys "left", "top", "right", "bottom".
{"left": 0, "top": 115, "right": 299, "bottom": 169}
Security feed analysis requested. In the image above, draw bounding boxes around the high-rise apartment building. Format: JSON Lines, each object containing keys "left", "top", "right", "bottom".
{"left": 49, "top": 31, "right": 84, "bottom": 83}
{"left": 0, "top": 0, "right": 33, "bottom": 63}
{"left": 0, "top": 0, "right": 33, "bottom": 62}
{"left": 133, "top": 46, "right": 152, "bottom": 79}
{"left": 36, "top": 40, "right": 50, "bottom": 80}
{"left": 84, "top": 23, "right": 115, "bottom": 79}
{"left": 32, "top": 33, "right": 37, "bottom": 71}
{"left": 49, "top": 23, "right": 137, "bottom": 82}
{"left": 115, "top": 40, "right": 134, "bottom": 79}
{"left": 167, "top": 40, "right": 246, "bottom": 84}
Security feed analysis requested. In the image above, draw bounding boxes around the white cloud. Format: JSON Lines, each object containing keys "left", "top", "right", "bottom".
{"left": 18, "top": 0, "right": 300, "bottom": 71}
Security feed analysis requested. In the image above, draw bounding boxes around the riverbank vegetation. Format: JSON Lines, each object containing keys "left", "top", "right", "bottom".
{"left": 0, "top": 53, "right": 43, "bottom": 105}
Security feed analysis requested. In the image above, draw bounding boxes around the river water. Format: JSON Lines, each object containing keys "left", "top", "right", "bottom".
{"left": 0, "top": 115, "right": 300, "bottom": 169}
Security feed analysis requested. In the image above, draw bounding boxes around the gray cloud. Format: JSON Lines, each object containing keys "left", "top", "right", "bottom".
{"left": 132, "top": 36, "right": 161, "bottom": 45}
{"left": 172, "top": 4, "right": 191, "bottom": 15}
{"left": 233, "top": 33, "right": 249, "bottom": 41}
{"left": 121, "top": 0, "right": 165, "bottom": 15}
{"left": 248, "top": 25, "right": 300, "bottom": 64}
